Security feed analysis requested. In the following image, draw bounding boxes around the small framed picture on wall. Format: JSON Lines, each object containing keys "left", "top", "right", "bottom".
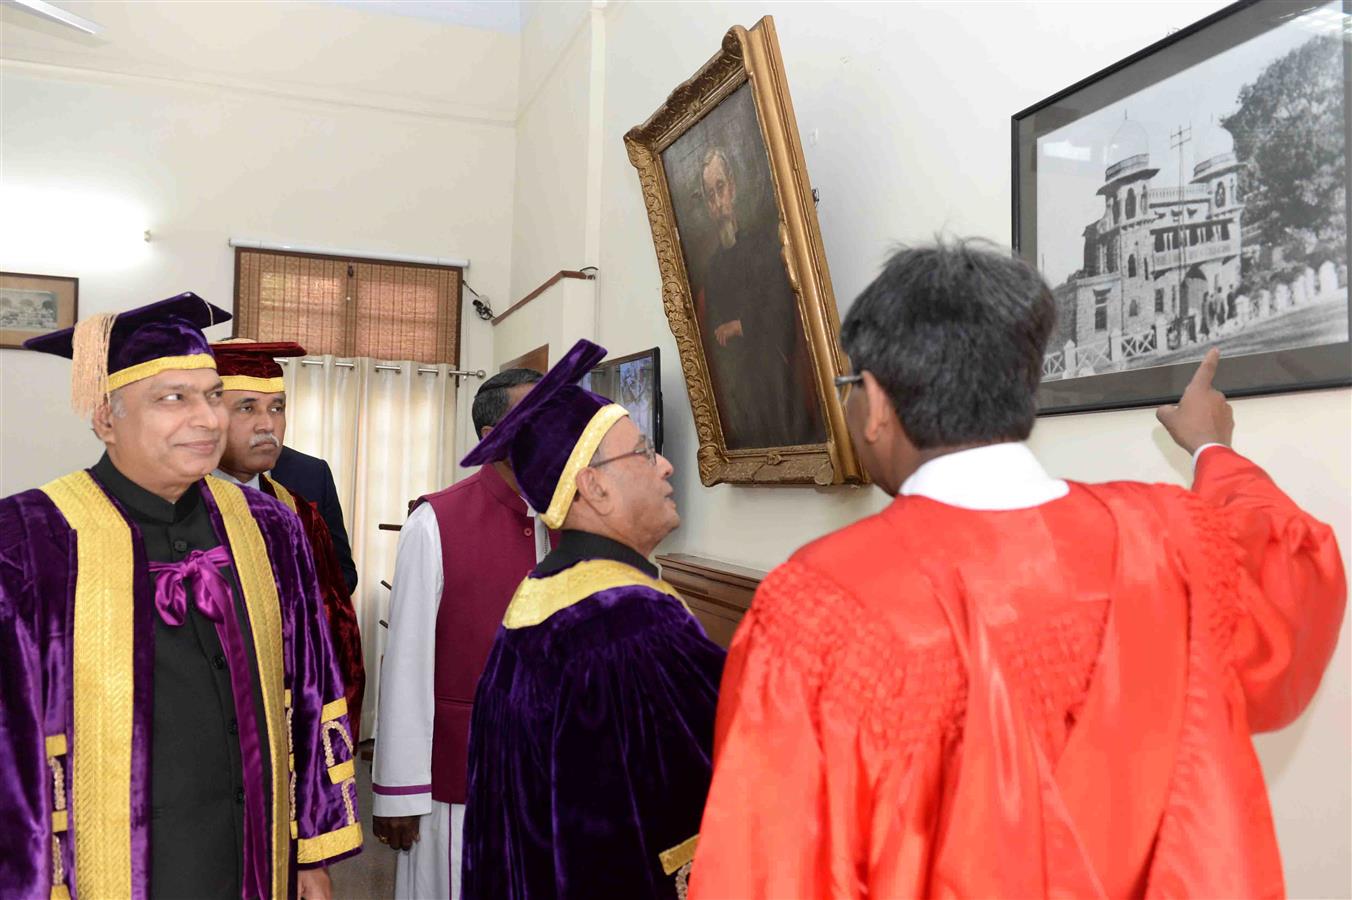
{"left": 0, "top": 272, "right": 79, "bottom": 350}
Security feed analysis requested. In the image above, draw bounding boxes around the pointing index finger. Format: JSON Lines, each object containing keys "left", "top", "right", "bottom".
{"left": 1188, "top": 348, "right": 1221, "bottom": 392}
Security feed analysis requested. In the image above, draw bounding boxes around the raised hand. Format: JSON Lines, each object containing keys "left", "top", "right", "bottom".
{"left": 1156, "top": 348, "right": 1234, "bottom": 454}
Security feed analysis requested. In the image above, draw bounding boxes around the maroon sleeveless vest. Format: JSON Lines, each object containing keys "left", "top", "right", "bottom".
{"left": 417, "top": 464, "right": 539, "bottom": 803}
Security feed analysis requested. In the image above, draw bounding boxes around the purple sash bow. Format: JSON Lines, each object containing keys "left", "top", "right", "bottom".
{"left": 149, "top": 546, "right": 233, "bottom": 626}
{"left": 148, "top": 545, "right": 269, "bottom": 900}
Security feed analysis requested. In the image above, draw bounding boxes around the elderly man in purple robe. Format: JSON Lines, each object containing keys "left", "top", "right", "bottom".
{"left": 0, "top": 295, "right": 361, "bottom": 900}
{"left": 459, "top": 339, "right": 726, "bottom": 900}
{"left": 371, "top": 367, "right": 547, "bottom": 900}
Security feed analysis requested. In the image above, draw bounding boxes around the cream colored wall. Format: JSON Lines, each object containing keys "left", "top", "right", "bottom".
{"left": 509, "top": 7, "right": 594, "bottom": 300}
{"left": 513, "top": 0, "right": 1351, "bottom": 892}
{"left": 0, "top": 1, "right": 519, "bottom": 496}
{"left": 0, "top": 0, "right": 519, "bottom": 121}
{"left": 519, "top": 0, "right": 593, "bottom": 107}
{"left": 494, "top": 278, "right": 598, "bottom": 373}
{"left": 509, "top": 0, "right": 604, "bottom": 301}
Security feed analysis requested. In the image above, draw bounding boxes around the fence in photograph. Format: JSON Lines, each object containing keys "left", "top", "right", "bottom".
{"left": 1043, "top": 260, "right": 1345, "bottom": 380}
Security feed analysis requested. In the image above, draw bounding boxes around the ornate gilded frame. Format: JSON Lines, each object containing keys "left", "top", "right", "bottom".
{"left": 624, "top": 16, "right": 865, "bottom": 487}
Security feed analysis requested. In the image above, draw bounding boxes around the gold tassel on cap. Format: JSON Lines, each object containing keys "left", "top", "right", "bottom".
{"left": 69, "top": 313, "right": 117, "bottom": 417}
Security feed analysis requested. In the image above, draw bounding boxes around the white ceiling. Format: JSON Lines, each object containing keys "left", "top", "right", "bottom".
{"left": 326, "top": 0, "right": 522, "bottom": 33}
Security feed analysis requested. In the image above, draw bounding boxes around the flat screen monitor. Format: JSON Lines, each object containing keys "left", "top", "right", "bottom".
{"left": 580, "top": 347, "right": 663, "bottom": 454}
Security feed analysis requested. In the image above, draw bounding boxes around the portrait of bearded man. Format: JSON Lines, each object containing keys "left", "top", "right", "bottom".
{"left": 663, "top": 82, "right": 826, "bottom": 451}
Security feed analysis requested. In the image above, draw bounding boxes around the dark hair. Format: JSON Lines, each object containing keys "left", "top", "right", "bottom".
{"left": 839, "top": 238, "right": 1055, "bottom": 449}
{"left": 472, "top": 368, "right": 543, "bottom": 434}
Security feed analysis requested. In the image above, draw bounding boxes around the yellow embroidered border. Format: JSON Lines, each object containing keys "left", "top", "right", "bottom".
{"left": 297, "top": 822, "right": 363, "bottom": 864}
{"left": 105, "top": 354, "right": 216, "bottom": 391}
{"left": 221, "top": 375, "right": 285, "bottom": 393}
{"left": 45, "top": 731, "right": 69, "bottom": 895}
{"left": 320, "top": 697, "right": 348, "bottom": 723}
{"left": 502, "top": 559, "right": 687, "bottom": 629}
{"left": 320, "top": 718, "right": 358, "bottom": 828}
{"left": 540, "top": 404, "right": 629, "bottom": 529}
{"left": 660, "top": 834, "right": 699, "bottom": 875}
{"left": 266, "top": 477, "right": 298, "bottom": 515}
{"left": 40, "top": 471, "right": 137, "bottom": 900}
{"left": 327, "top": 760, "right": 355, "bottom": 785}
{"left": 207, "top": 476, "right": 289, "bottom": 900}
{"left": 286, "top": 691, "right": 297, "bottom": 843}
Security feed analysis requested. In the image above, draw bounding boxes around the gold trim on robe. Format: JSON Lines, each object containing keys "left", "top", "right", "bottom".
{"left": 206, "top": 476, "right": 291, "bottom": 899}
{"left": 265, "top": 476, "right": 298, "bottom": 514}
{"left": 320, "top": 697, "right": 348, "bottom": 723}
{"left": 297, "top": 822, "right": 364, "bottom": 864}
{"left": 659, "top": 834, "right": 699, "bottom": 875}
{"left": 540, "top": 403, "right": 630, "bottom": 529}
{"left": 502, "top": 558, "right": 689, "bottom": 629}
{"left": 327, "top": 760, "right": 355, "bottom": 785}
{"left": 41, "top": 471, "right": 137, "bottom": 900}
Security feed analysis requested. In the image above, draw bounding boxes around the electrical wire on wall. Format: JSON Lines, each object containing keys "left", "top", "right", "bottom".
{"left": 464, "top": 281, "right": 495, "bottom": 320}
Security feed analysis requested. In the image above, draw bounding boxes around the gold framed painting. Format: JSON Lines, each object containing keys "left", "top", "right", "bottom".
{"left": 0, "top": 272, "right": 79, "bottom": 350}
{"left": 625, "top": 16, "right": 864, "bottom": 487}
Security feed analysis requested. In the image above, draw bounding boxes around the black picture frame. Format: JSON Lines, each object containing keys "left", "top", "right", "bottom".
{"left": 581, "top": 347, "right": 665, "bottom": 454}
{"left": 1013, "top": 0, "right": 1351, "bottom": 415}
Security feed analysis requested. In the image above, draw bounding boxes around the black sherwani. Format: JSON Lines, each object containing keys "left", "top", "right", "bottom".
{"left": 93, "top": 455, "right": 271, "bottom": 900}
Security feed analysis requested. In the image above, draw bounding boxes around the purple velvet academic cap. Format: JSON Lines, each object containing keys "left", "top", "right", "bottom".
{"left": 24, "top": 292, "right": 230, "bottom": 414}
{"left": 461, "top": 338, "right": 629, "bottom": 529}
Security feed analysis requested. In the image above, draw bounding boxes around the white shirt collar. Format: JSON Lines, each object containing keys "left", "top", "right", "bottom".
{"left": 900, "top": 442, "right": 1068, "bottom": 511}
{"left": 213, "top": 468, "right": 262, "bottom": 490}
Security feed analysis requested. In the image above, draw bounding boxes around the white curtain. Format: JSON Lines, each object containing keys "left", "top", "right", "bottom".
{"left": 282, "top": 355, "right": 458, "bottom": 732}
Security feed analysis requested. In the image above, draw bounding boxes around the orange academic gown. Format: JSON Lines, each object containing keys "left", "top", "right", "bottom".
{"left": 691, "top": 447, "right": 1345, "bottom": 898}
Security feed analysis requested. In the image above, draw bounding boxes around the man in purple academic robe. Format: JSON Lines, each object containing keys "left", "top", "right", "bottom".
{"left": 459, "top": 340, "right": 726, "bottom": 900}
{"left": 372, "top": 368, "right": 546, "bottom": 900}
{"left": 0, "top": 295, "right": 361, "bottom": 900}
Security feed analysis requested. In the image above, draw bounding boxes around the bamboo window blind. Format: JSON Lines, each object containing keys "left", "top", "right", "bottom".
{"left": 233, "top": 248, "right": 462, "bottom": 365}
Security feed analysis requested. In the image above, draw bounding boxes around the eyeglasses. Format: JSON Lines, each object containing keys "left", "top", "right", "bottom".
{"left": 833, "top": 373, "right": 864, "bottom": 403}
{"left": 591, "top": 435, "right": 658, "bottom": 469}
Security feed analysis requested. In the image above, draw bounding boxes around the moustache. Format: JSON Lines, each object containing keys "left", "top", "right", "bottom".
{"left": 250, "top": 433, "right": 281, "bottom": 449}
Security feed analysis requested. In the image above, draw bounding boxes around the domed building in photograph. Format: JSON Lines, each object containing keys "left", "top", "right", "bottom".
{"left": 1064, "top": 116, "right": 1244, "bottom": 362}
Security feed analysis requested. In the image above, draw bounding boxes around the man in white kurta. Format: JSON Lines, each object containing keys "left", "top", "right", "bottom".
{"left": 373, "top": 504, "right": 451, "bottom": 898}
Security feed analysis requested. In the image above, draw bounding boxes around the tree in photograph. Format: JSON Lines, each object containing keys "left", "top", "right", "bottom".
{"left": 1223, "top": 34, "right": 1345, "bottom": 265}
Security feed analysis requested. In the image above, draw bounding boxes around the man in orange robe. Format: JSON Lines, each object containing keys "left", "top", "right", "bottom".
{"left": 691, "top": 240, "right": 1346, "bottom": 898}
{"left": 212, "top": 340, "right": 367, "bottom": 742}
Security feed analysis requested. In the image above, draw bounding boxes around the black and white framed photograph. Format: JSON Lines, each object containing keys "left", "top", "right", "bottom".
{"left": 1014, "top": 0, "right": 1351, "bottom": 414}
{"left": 0, "top": 272, "right": 79, "bottom": 350}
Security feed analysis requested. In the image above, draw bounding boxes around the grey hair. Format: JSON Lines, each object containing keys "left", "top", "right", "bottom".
{"left": 700, "top": 146, "right": 734, "bottom": 197}
{"left": 107, "top": 388, "right": 128, "bottom": 418}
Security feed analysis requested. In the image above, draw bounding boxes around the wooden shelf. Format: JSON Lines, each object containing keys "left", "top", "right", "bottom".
{"left": 656, "top": 553, "right": 765, "bottom": 648}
